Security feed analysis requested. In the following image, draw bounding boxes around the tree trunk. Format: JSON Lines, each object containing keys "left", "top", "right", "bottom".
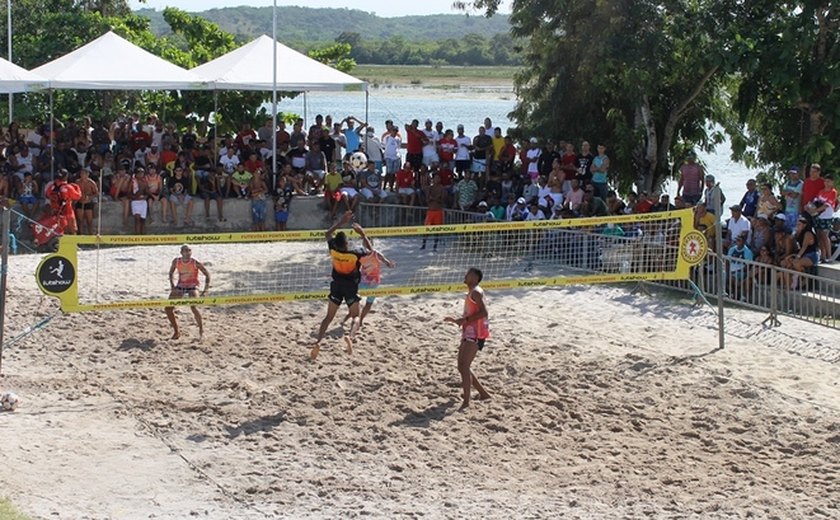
{"left": 638, "top": 95, "right": 658, "bottom": 194}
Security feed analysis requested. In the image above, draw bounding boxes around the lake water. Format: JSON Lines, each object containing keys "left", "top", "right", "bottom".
{"left": 273, "top": 89, "right": 758, "bottom": 204}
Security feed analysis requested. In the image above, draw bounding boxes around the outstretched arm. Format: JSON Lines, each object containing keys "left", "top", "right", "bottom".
{"left": 352, "top": 222, "right": 374, "bottom": 252}
{"left": 376, "top": 250, "right": 395, "bottom": 268}
{"left": 326, "top": 210, "right": 353, "bottom": 241}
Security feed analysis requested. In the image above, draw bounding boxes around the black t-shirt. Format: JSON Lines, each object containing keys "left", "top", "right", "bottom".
{"left": 319, "top": 135, "right": 336, "bottom": 162}
{"left": 576, "top": 153, "right": 595, "bottom": 183}
{"left": 168, "top": 175, "right": 189, "bottom": 196}
{"left": 182, "top": 132, "right": 197, "bottom": 150}
{"left": 328, "top": 238, "right": 367, "bottom": 282}
{"left": 539, "top": 150, "right": 562, "bottom": 176}
{"left": 473, "top": 135, "right": 492, "bottom": 160}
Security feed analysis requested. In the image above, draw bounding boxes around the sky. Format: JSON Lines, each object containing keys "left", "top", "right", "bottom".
{"left": 128, "top": 0, "right": 508, "bottom": 18}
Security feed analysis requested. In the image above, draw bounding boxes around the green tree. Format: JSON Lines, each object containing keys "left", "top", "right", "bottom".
{"left": 732, "top": 2, "right": 840, "bottom": 177}
{"left": 307, "top": 42, "right": 356, "bottom": 74}
{"left": 459, "top": 0, "right": 750, "bottom": 192}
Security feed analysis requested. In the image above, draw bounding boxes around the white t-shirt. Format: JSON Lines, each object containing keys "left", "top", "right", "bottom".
{"left": 422, "top": 129, "right": 440, "bottom": 158}
{"left": 727, "top": 215, "right": 751, "bottom": 242}
{"left": 383, "top": 135, "right": 401, "bottom": 160}
{"left": 362, "top": 135, "right": 383, "bottom": 162}
{"left": 15, "top": 153, "right": 33, "bottom": 174}
{"left": 455, "top": 135, "right": 472, "bottom": 161}
{"left": 219, "top": 154, "right": 240, "bottom": 173}
{"left": 526, "top": 148, "right": 542, "bottom": 175}
{"left": 525, "top": 209, "right": 546, "bottom": 221}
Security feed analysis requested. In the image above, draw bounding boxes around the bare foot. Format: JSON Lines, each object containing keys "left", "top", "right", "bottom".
{"left": 459, "top": 401, "right": 470, "bottom": 410}
{"left": 344, "top": 336, "right": 353, "bottom": 355}
{"left": 310, "top": 343, "right": 321, "bottom": 361}
{"left": 477, "top": 393, "right": 491, "bottom": 401}
{"left": 170, "top": 331, "right": 180, "bottom": 340}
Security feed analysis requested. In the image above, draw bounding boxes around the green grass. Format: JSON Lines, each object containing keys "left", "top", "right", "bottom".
{"left": 353, "top": 64, "right": 517, "bottom": 87}
{"left": 0, "top": 499, "right": 34, "bottom": 520}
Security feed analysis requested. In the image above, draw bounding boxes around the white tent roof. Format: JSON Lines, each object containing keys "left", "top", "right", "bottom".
{"left": 0, "top": 57, "right": 48, "bottom": 93}
{"left": 32, "top": 31, "right": 204, "bottom": 90}
{"left": 191, "top": 34, "right": 366, "bottom": 92}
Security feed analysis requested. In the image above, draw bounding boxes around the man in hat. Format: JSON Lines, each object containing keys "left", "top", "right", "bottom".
{"left": 725, "top": 204, "right": 751, "bottom": 250}
{"left": 703, "top": 174, "right": 725, "bottom": 214}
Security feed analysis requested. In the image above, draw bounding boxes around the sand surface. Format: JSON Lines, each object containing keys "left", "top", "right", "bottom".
{"left": 1, "top": 249, "right": 839, "bottom": 519}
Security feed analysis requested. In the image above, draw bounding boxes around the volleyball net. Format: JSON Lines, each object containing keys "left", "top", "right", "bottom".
{"left": 35, "top": 208, "right": 708, "bottom": 312}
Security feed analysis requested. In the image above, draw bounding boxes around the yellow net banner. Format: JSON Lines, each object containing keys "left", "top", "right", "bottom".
{"left": 35, "top": 208, "right": 707, "bottom": 313}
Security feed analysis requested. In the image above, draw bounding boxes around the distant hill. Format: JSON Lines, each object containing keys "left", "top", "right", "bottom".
{"left": 136, "top": 6, "right": 511, "bottom": 44}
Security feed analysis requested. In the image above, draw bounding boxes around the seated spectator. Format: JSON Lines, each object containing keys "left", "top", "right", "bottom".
{"left": 145, "top": 164, "right": 167, "bottom": 224}
{"left": 231, "top": 163, "right": 253, "bottom": 199}
{"left": 653, "top": 194, "right": 675, "bottom": 212}
{"left": 110, "top": 166, "right": 132, "bottom": 224}
{"left": 564, "top": 179, "right": 584, "bottom": 213}
{"left": 455, "top": 170, "right": 478, "bottom": 211}
{"left": 772, "top": 226, "right": 793, "bottom": 265}
{"left": 145, "top": 144, "right": 160, "bottom": 169}
{"left": 277, "top": 163, "right": 306, "bottom": 196}
{"left": 359, "top": 160, "right": 386, "bottom": 202}
{"left": 605, "top": 190, "right": 626, "bottom": 215}
{"left": 725, "top": 204, "right": 751, "bottom": 249}
{"left": 198, "top": 166, "right": 224, "bottom": 222}
{"left": 304, "top": 140, "right": 328, "bottom": 192}
{"left": 727, "top": 235, "right": 753, "bottom": 300}
{"left": 780, "top": 215, "right": 819, "bottom": 288}
{"left": 396, "top": 161, "right": 416, "bottom": 206}
{"left": 17, "top": 171, "right": 39, "bottom": 219}
{"left": 525, "top": 201, "right": 546, "bottom": 221}
{"left": 634, "top": 191, "right": 654, "bottom": 213}
{"left": 749, "top": 245, "right": 775, "bottom": 295}
{"left": 339, "top": 173, "right": 361, "bottom": 213}
{"left": 694, "top": 204, "right": 717, "bottom": 248}
{"left": 323, "top": 163, "right": 344, "bottom": 218}
{"left": 756, "top": 182, "right": 781, "bottom": 220}
{"left": 521, "top": 177, "right": 540, "bottom": 205}
{"left": 489, "top": 197, "right": 506, "bottom": 221}
{"left": 749, "top": 215, "right": 772, "bottom": 254}
{"left": 580, "top": 186, "right": 608, "bottom": 217}
{"left": 244, "top": 152, "right": 264, "bottom": 175}
{"left": 168, "top": 166, "right": 194, "bottom": 226}
{"left": 739, "top": 179, "right": 759, "bottom": 219}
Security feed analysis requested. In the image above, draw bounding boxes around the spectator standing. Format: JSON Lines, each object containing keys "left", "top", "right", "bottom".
{"left": 454, "top": 125, "right": 472, "bottom": 179}
{"left": 801, "top": 163, "right": 825, "bottom": 209}
{"left": 782, "top": 167, "right": 804, "bottom": 231}
{"left": 677, "top": 151, "right": 705, "bottom": 205}
{"left": 738, "top": 179, "right": 760, "bottom": 219}
{"left": 590, "top": 144, "right": 610, "bottom": 199}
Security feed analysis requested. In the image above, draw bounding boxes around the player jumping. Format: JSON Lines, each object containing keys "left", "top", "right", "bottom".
{"left": 343, "top": 237, "right": 395, "bottom": 331}
{"left": 311, "top": 211, "right": 372, "bottom": 361}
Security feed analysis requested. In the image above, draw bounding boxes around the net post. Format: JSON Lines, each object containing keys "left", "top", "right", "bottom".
{"left": 762, "top": 262, "right": 782, "bottom": 327}
{"left": 713, "top": 184, "right": 726, "bottom": 350}
{"left": 0, "top": 206, "right": 10, "bottom": 375}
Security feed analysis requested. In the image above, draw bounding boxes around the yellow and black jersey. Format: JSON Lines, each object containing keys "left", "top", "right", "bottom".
{"left": 328, "top": 239, "right": 368, "bottom": 281}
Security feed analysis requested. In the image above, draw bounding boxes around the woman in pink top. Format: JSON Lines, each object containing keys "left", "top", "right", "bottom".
{"left": 444, "top": 267, "right": 491, "bottom": 408}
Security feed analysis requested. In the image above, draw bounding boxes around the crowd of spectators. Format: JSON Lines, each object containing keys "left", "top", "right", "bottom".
{"left": 0, "top": 113, "right": 836, "bottom": 286}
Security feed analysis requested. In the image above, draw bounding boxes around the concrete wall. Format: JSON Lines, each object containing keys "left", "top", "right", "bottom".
{"left": 11, "top": 195, "right": 337, "bottom": 239}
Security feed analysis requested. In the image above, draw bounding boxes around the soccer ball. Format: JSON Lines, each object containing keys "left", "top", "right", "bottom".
{"left": 1, "top": 392, "right": 19, "bottom": 412}
{"left": 349, "top": 151, "right": 368, "bottom": 173}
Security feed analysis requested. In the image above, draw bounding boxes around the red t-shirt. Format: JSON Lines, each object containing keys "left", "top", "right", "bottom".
{"left": 437, "top": 167, "right": 454, "bottom": 187}
{"left": 161, "top": 150, "right": 178, "bottom": 168}
{"left": 236, "top": 129, "right": 257, "bottom": 148}
{"left": 396, "top": 168, "right": 414, "bottom": 189}
{"left": 635, "top": 199, "right": 654, "bottom": 213}
{"left": 438, "top": 137, "right": 457, "bottom": 161}
{"left": 561, "top": 152, "right": 577, "bottom": 173}
{"left": 244, "top": 159, "right": 264, "bottom": 173}
{"left": 405, "top": 127, "right": 426, "bottom": 155}
{"left": 131, "top": 131, "right": 150, "bottom": 151}
{"left": 817, "top": 187, "right": 837, "bottom": 210}
{"left": 802, "top": 177, "right": 825, "bottom": 208}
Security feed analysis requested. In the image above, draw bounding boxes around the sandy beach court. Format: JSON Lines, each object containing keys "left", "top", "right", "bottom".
{"left": 1, "top": 249, "right": 839, "bottom": 519}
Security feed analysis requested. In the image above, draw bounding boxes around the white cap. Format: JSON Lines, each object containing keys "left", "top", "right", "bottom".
{"left": 517, "top": 197, "right": 526, "bottom": 204}
{"left": 478, "top": 201, "right": 488, "bottom": 207}
{"left": 529, "top": 137, "right": 538, "bottom": 144}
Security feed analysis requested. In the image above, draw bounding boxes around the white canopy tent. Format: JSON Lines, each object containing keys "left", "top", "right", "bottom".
{"left": 191, "top": 34, "right": 366, "bottom": 92}
{"left": 31, "top": 31, "right": 204, "bottom": 90}
{"left": 0, "top": 58, "right": 48, "bottom": 93}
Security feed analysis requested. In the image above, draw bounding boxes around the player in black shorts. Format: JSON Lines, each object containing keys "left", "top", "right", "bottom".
{"left": 311, "top": 210, "right": 373, "bottom": 361}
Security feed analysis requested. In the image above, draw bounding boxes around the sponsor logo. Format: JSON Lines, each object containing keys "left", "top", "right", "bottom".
{"left": 37, "top": 255, "right": 76, "bottom": 294}
{"left": 185, "top": 235, "right": 223, "bottom": 242}
{"left": 517, "top": 280, "right": 545, "bottom": 287}
{"left": 680, "top": 231, "right": 708, "bottom": 266}
{"left": 409, "top": 287, "right": 443, "bottom": 294}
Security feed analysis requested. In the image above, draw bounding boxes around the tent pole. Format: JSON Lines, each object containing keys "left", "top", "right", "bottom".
{"left": 7, "top": 0, "right": 12, "bottom": 124}
{"left": 365, "top": 89, "right": 369, "bottom": 126}
{"left": 49, "top": 89, "right": 54, "bottom": 181}
{"left": 271, "top": 0, "right": 278, "bottom": 192}
{"left": 0, "top": 207, "right": 10, "bottom": 376}
{"left": 303, "top": 92, "right": 307, "bottom": 127}
{"left": 213, "top": 90, "right": 218, "bottom": 161}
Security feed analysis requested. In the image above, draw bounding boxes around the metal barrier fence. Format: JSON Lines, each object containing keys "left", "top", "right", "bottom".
{"left": 653, "top": 252, "right": 840, "bottom": 330}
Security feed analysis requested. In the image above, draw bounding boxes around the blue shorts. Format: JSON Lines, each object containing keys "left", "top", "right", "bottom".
{"left": 804, "top": 251, "right": 820, "bottom": 265}
{"left": 19, "top": 195, "right": 37, "bottom": 205}
{"left": 251, "top": 199, "right": 267, "bottom": 223}
{"left": 360, "top": 281, "right": 378, "bottom": 305}
{"left": 275, "top": 210, "right": 288, "bottom": 223}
